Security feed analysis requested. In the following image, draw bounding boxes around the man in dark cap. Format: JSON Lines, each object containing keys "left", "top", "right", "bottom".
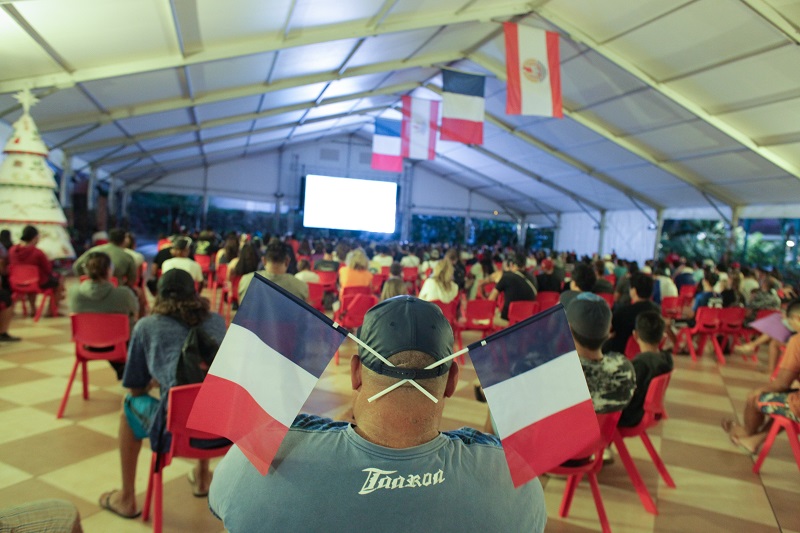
{"left": 210, "top": 296, "right": 546, "bottom": 533}
{"left": 98, "top": 270, "right": 226, "bottom": 520}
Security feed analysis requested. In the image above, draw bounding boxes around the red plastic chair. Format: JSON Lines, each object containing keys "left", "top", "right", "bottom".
{"left": 9, "top": 263, "right": 57, "bottom": 322}
{"left": 624, "top": 335, "right": 640, "bottom": 360}
{"left": 380, "top": 266, "right": 391, "bottom": 276}
{"left": 314, "top": 270, "right": 338, "bottom": 295}
{"left": 57, "top": 313, "right": 130, "bottom": 418}
{"left": 221, "top": 275, "right": 241, "bottom": 326}
{"left": 306, "top": 282, "right": 325, "bottom": 312}
{"left": 194, "top": 254, "right": 213, "bottom": 287}
{"left": 537, "top": 291, "right": 560, "bottom": 311}
{"left": 371, "top": 273, "right": 388, "bottom": 295}
{"left": 612, "top": 372, "right": 675, "bottom": 514}
{"left": 477, "top": 281, "right": 495, "bottom": 299}
{"left": 457, "top": 300, "right": 496, "bottom": 350}
{"left": 546, "top": 411, "right": 622, "bottom": 533}
{"left": 660, "top": 296, "right": 681, "bottom": 320}
{"left": 141, "top": 384, "right": 232, "bottom": 533}
{"left": 598, "top": 292, "right": 615, "bottom": 309}
{"left": 333, "top": 293, "right": 378, "bottom": 365}
{"left": 752, "top": 414, "right": 800, "bottom": 474}
{"left": 674, "top": 307, "right": 724, "bottom": 364}
{"left": 507, "top": 300, "right": 540, "bottom": 326}
{"left": 402, "top": 267, "right": 419, "bottom": 294}
{"left": 209, "top": 263, "right": 227, "bottom": 310}
{"left": 717, "top": 307, "right": 751, "bottom": 360}
{"left": 430, "top": 299, "right": 463, "bottom": 364}
{"left": 678, "top": 284, "right": 696, "bottom": 313}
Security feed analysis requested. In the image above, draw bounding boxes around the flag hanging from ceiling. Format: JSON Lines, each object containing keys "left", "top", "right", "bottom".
{"left": 440, "top": 70, "right": 485, "bottom": 145}
{"left": 371, "top": 118, "right": 404, "bottom": 172}
{"left": 187, "top": 274, "right": 347, "bottom": 475}
{"left": 504, "top": 22, "right": 562, "bottom": 118}
{"left": 470, "top": 304, "right": 598, "bottom": 487}
{"left": 401, "top": 96, "right": 438, "bottom": 160}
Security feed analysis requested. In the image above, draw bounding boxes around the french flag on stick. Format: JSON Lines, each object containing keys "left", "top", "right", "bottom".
{"left": 187, "top": 274, "right": 347, "bottom": 475}
{"left": 504, "top": 22, "right": 562, "bottom": 118}
{"left": 470, "top": 305, "right": 598, "bottom": 487}
{"left": 401, "top": 95, "right": 438, "bottom": 160}
{"left": 371, "top": 118, "right": 403, "bottom": 172}
{"left": 440, "top": 70, "right": 485, "bottom": 145}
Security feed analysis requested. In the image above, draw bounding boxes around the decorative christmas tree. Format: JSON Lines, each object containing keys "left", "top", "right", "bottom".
{"left": 0, "top": 89, "right": 75, "bottom": 259}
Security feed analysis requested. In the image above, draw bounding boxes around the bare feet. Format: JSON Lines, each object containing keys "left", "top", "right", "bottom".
{"left": 188, "top": 466, "right": 212, "bottom": 497}
{"left": 98, "top": 489, "right": 140, "bottom": 518}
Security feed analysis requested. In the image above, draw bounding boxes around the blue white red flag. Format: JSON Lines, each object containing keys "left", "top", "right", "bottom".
{"left": 441, "top": 70, "right": 485, "bottom": 145}
{"left": 401, "top": 96, "right": 438, "bottom": 160}
{"left": 187, "top": 274, "right": 347, "bottom": 475}
{"left": 371, "top": 118, "right": 403, "bottom": 172}
{"left": 470, "top": 304, "right": 598, "bottom": 487}
{"left": 504, "top": 23, "right": 562, "bottom": 118}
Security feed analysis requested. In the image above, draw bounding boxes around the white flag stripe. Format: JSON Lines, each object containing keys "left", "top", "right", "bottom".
{"left": 373, "top": 135, "right": 401, "bottom": 155}
{"left": 517, "top": 26, "right": 554, "bottom": 117}
{"left": 209, "top": 323, "right": 318, "bottom": 427}
{"left": 482, "top": 350, "right": 590, "bottom": 438}
{"left": 443, "top": 92, "right": 484, "bottom": 122}
{"left": 407, "top": 100, "right": 434, "bottom": 160}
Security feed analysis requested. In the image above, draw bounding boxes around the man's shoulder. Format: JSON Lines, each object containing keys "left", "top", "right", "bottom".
{"left": 290, "top": 414, "right": 349, "bottom": 433}
{"left": 441, "top": 427, "right": 502, "bottom": 448}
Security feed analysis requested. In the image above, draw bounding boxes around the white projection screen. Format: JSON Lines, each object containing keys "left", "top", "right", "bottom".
{"left": 302, "top": 174, "right": 398, "bottom": 233}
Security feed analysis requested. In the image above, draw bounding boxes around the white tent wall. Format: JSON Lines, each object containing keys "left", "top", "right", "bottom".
{"left": 555, "top": 210, "right": 657, "bottom": 265}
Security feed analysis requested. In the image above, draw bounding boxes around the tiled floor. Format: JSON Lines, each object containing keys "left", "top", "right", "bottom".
{"left": 1, "top": 290, "right": 798, "bottom": 532}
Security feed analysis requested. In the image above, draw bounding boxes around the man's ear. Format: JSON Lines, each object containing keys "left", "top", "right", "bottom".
{"left": 443, "top": 362, "right": 460, "bottom": 398}
{"left": 350, "top": 355, "right": 362, "bottom": 391}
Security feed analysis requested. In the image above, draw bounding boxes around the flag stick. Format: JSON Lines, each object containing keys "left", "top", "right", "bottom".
{"left": 367, "top": 379, "right": 438, "bottom": 404}
{"left": 425, "top": 346, "right": 470, "bottom": 369}
{"left": 347, "top": 332, "right": 395, "bottom": 367}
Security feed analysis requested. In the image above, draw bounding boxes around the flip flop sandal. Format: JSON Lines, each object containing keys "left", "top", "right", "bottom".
{"left": 729, "top": 434, "right": 758, "bottom": 455}
{"left": 720, "top": 418, "right": 735, "bottom": 434}
{"left": 99, "top": 490, "right": 141, "bottom": 519}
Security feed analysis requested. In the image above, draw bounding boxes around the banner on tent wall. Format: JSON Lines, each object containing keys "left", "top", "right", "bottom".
{"left": 371, "top": 118, "right": 404, "bottom": 172}
{"left": 504, "top": 23, "right": 562, "bottom": 118}
{"left": 440, "top": 70, "right": 485, "bottom": 145}
{"left": 401, "top": 96, "right": 438, "bottom": 160}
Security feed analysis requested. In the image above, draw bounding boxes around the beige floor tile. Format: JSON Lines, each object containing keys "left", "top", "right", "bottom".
{"left": 80, "top": 510, "right": 154, "bottom": 533}
{"left": 22, "top": 357, "right": 82, "bottom": 377}
{"left": 0, "top": 359, "right": 18, "bottom": 371}
{"left": 77, "top": 412, "right": 126, "bottom": 439}
{"left": 0, "top": 376, "right": 98, "bottom": 406}
{"left": 658, "top": 465, "right": 778, "bottom": 527}
{"left": 664, "top": 387, "right": 735, "bottom": 413}
{"left": 0, "top": 407, "right": 73, "bottom": 445}
{"left": 0, "top": 460, "right": 34, "bottom": 490}
{"left": 758, "top": 456, "right": 800, "bottom": 494}
{"left": 660, "top": 418, "right": 739, "bottom": 453}
{"left": 11, "top": 325, "right": 67, "bottom": 338}
{"left": 0, "top": 340, "right": 49, "bottom": 354}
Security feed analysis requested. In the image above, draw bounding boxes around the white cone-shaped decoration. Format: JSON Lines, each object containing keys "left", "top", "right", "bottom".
{"left": 0, "top": 89, "right": 75, "bottom": 259}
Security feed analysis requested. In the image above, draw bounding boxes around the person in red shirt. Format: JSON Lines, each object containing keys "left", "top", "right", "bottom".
{"left": 8, "top": 225, "right": 64, "bottom": 313}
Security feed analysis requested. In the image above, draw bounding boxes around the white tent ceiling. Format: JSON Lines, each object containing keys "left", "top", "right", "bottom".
{"left": 2, "top": 0, "right": 799, "bottom": 222}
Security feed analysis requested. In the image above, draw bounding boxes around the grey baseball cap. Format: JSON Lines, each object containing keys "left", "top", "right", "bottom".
{"left": 565, "top": 292, "right": 611, "bottom": 340}
{"left": 356, "top": 296, "right": 454, "bottom": 380}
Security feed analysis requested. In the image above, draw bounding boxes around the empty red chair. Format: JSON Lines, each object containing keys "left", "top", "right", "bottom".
{"left": 678, "top": 284, "right": 696, "bottom": 313}
{"left": 674, "top": 307, "right": 724, "bottom": 364}
{"left": 546, "top": 412, "right": 622, "bottom": 533}
{"left": 194, "top": 254, "right": 213, "bottom": 288}
{"left": 613, "top": 372, "right": 675, "bottom": 514}
{"left": 598, "top": 292, "right": 615, "bottom": 309}
{"left": 456, "top": 300, "right": 496, "bottom": 350}
{"left": 306, "top": 282, "right": 325, "bottom": 312}
{"left": 717, "top": 307, "right": 751, "bottom": 360}
{"left": 431, "top": 299, "right": 463, "bottom": 364}
{"left": 660, "top": 296, "right": 681, "bottom": 320}
{"left": 507, "top": 301, "right": 540, "bottom": 326}
{"left": 380, "top": 266, "right": 391, "bottom": 276}
{"left": 9, "top": 263, "right": 57, "bottom": 322}
{"left": 57, "top": 313, "right": 130, "bottom": 418}
{"left": 624, "top": 335, "right": 640, "bottom": 360}
{"left": 537, "top": 291, "right": 560, "bottom": 311}
{"left": 752, "top": 414, "right": 800, "bottom": 474}
{"left": 333, "top": 293, "right": 378, "bottom": 364}
{"left": 141, "top": 384, "right": 232, "bottom": 533}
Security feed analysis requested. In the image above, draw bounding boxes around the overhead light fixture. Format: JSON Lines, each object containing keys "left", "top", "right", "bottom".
{"left": 788, "top": 240, "right": 796, "bottom": 248}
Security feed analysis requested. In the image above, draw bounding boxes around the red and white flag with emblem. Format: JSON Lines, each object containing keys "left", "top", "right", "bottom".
{"left": 401, "top": 96, "right": 439, "bottom": 160}
{"left": 504, "top": 23, "right": 562, "bottom": 118}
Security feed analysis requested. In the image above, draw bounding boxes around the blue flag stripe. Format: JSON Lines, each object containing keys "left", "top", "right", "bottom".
{"left": 375, "top": 118, "right": 402, "bottom": 138}
{"left": 232, "top": 274, "right": 347, "bottom": 378}
{"left": 469, "top": 305, "right": 576, "bottom": 389}
{"left": 442, "top": 70, "right": 485, "bottom": 98}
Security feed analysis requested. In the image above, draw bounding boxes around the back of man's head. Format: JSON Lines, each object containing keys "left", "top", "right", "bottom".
{"left": 108, "top": 228, "right": 126, "bottom": 245}
{"left": 173, "top": 237, "right": 192, "bottom": 254}
{"left": 264, "top": 242, "right": 289, "bottom": 265}
{"left": 635, "top": 311, "right": 665, "bottom": 346}
{"left": 20, "top": 225, "right": 38, "bottom": 243}
{"left": 630, "top": 272, "right": 654, "bottom": 300}
{"left": 566, "top": 293, "right": 611, "bottom": 350}
{"left": 571, "top": 263, "right": 597, "bottom": 292}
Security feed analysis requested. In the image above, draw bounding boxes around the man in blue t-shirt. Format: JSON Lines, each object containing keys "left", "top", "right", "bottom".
{"left": 210, "top": 297, "right": 546, "bottom": 532}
